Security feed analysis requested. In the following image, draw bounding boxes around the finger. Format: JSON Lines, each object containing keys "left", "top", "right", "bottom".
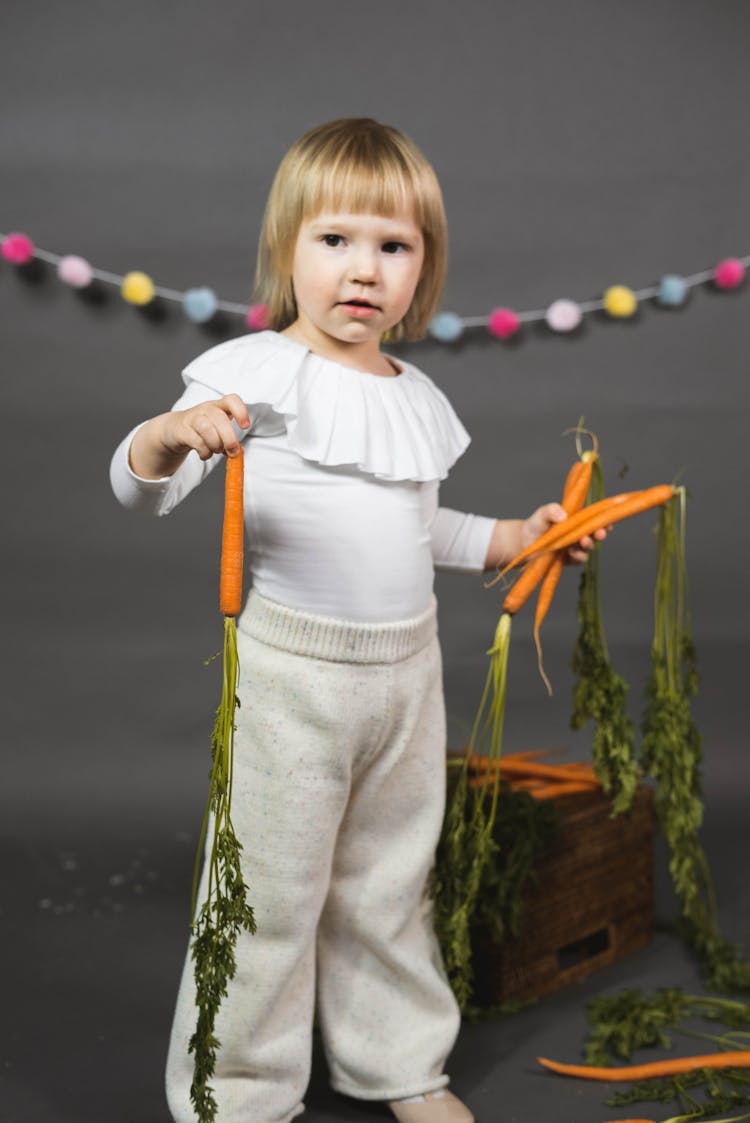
{"left": 188, "top": 433, "right": 214, "bottom": 461}
{"left": 211, "top": 412, "right": 245, "bottom": 457}
{"left": 219, "top": 393, "right": 251, "bottom": 430}
{"left": 190, "top": 408, "right": 246, "bottom": 457}
{"left": 190, "top": 416, "right": 227, "bottom": 458}
{"left": 566, "top": 547, "right": 588, "bottom": 564}
{"left": 544, "top": 502, "right": 567, "bottom": 524}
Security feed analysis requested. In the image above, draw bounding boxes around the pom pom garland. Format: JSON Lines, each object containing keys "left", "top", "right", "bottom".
{"left": 713, "top": 257, "right": 745, "bottom": 290}
{"left": 2, "top": 229, "right": 748, "bottom": 344}
{"left": 121, "top": 271, "right": 155, "bottom": 306}
{"left": 545, "top": 299, "right": 582, "bottom": 332}
{"left": 183, "top": 286, "right": 218, "bottom": 323}
{"left": 2, "top": 232, "right": 35, "bottom": 264}
{"left": 57, "top": 255, "right": 93, "bottom": 288}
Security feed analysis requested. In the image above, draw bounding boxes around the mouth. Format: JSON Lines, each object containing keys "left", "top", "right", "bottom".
{"left": 338, "top": 299, "right": 380, "bottom": 318}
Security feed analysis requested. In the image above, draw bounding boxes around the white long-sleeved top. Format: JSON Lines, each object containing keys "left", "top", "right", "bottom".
{"left": 110, "top": 331, "right": 496, "bottom": 623}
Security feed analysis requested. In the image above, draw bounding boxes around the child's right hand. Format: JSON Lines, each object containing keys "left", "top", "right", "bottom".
{"left": 129, "top": 394, "right": 251, "bottom": 479}
{"left": 159, "top": 394, "right": 251, "bottom": 461}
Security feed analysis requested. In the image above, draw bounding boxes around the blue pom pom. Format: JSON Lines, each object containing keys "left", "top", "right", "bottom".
{"left": 429, "top": 311, "right": 464, "bottom": 343}
{"left": 183, "top": 287, "right": 218, "bottom": 323}
{"left": 658, "top": 274, "right": 687, "bottom": 307}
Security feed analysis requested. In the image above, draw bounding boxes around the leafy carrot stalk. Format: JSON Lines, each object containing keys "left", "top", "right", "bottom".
{"left": 432, "top": 611, "right": 512, "bottom": 1011}
{"left": 488, "top": 485, "right": 676, "bottom": 586}
{"left": 569, "top": 457, "right": 643, "bottom": 816}
{"left": 641, "top": 492, "right": 750, "bottom": 991}
{"left": 189, "top": 448, "right": 255, "bottom": 1123}
{"left": 536, "top": 1052, "right": 750, "bottom": 1081}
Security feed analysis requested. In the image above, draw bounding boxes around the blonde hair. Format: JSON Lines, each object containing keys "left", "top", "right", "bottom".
{"left": 255, "top": 118, "right": 447, "bottom": 342}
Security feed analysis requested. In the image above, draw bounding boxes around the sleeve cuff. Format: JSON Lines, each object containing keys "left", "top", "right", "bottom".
{"left": 109, "top": 423, "right": 176, "bottom": 514}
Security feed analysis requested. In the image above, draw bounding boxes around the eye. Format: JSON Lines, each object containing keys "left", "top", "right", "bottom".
{"left": 322, "top": 234, "right": 345, "bottom": 247}
{"left": 382, "top": 241, "right": 408, "bottom": 254}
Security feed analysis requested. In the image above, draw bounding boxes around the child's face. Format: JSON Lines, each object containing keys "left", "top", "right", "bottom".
{"left": 288, "top": 207, "right": 424, "bottom": 354}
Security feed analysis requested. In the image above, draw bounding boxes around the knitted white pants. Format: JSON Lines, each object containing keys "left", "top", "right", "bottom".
{"left": 165, "top": 592, "right": 461, "bottom": 1123}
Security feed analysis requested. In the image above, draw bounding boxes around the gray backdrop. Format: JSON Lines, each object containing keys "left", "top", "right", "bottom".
{"left": 2, "top": 3, "right": 749, "bottom": 1121}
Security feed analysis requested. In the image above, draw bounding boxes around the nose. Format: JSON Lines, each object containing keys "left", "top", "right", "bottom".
{"left": 349, "top": 245, "right": 379, "bottom": 284}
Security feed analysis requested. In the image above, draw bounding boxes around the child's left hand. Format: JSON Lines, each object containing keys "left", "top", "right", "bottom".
{"left": 522, "top": 502, "right": 609, "bottom": 565}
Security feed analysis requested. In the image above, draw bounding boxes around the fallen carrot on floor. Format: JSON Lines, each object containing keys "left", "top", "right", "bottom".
{"left": 537, "top": 1050, "right": 750, "bottom": 1081}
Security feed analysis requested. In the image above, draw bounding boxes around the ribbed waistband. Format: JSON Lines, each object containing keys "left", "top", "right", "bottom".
{"left": 238, "top": 589, "right": 438, "bottom": 665}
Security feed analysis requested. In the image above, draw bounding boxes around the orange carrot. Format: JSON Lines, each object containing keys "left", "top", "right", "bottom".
{"left": 502, "top": 553, "right": 557, "bottom": 615}
{"left": 528, "top": 781, "right": 601, "bottom": 799}
{"left": 561, "top": 450, "right": 597, "bottom": 513}
{"left": 502, "top": 452, "right": 596, "bottom": 615}
{"left": 533, "top": 552, "right": 566, "bottom": 695}
{"left": 531, "top": 450, "right": 597, "bottom": 685}
{"left": 492, "top": 485, "right": 675, "bottom": 583}
{"left": 469, "top": 755, "right": 599, "bottom": 783}
{"left": 219, "top": 448, "right": 245, "bottom": 617}
{"left": 502, "top": 749, "right": 565, "bottom": 761}
{"left": 537, "top": 1051, "right": 750, "bottom": 1081}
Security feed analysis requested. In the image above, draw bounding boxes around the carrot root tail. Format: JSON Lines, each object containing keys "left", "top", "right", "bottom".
{"left": 534, "top": 625, "right": 554, "bottom": 696}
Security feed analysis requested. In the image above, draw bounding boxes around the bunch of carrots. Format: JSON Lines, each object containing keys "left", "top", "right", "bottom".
{"left": 433, "top": 427, "right": 682, "bottom": 1011}
{"left": 486, "top": 429, "right": 677, "bottom": 693}
{"left": 458, "top": 748, "right": 604, "bottom": 800}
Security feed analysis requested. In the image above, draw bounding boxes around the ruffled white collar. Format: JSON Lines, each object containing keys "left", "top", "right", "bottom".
{"left": 181, "top": 330, "right": 470, "bottom": 482}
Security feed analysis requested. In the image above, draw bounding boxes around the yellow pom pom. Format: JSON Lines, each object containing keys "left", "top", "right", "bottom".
{"left": 603, "top": 285, "right": 637, "bottom": 318}
{"left": 121, "top": 271, "right": 155, "bottom": 306}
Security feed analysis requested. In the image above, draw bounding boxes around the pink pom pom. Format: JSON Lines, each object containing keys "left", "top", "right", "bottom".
{"left": 2, "top": 232, "right": 35, "bottom": 265}
{"left": 488, "top": 307, "right": 520, "bottom": 340}
{"left": 713, "top": 258, "right": 746, "bottom": 290}
{"left": 246, "top": 303, "right": 269, "bottom": 331}
{"left": 545, "top": 299, "right": 582, "bottom": 333}
{"left": 57, "top": 255, "right": 93, "bottom": 288}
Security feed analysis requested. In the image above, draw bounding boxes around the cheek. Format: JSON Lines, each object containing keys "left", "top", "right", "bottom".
{"left": 291, "top": 258, "right": 322, "bottom": 306}
{"left": 399, "top": 260, "right": 424, "bottom": 307}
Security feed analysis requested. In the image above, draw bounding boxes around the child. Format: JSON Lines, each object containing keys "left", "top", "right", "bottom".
{"left": 110, "top": 118, "right": 601, "bottom": 1123}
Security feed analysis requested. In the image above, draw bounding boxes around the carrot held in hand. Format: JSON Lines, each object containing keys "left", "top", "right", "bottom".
{"left": 534, "top": 552, "right": 565, "bottom": 695}
{"left": 493, "top": 484, "right": 676, "bottom": 584}
{"left": 219, "top": 447, "right": 245, "bottom": 617}
{"left": 529, "top": 448, "right": 596, "bottom": 686}
{"left": 189, "top": 445, "right": 255, "bottom": 1123}
{"left": 501, "top": 450, "right": 597, "bottom": 615}
{"left": 536, "top": 1050, "right": 750, "bottom": 1081}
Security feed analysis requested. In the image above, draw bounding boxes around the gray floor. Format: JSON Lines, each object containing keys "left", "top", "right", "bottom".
{"left": 4, "top": 640, "right": 748, "bottom": 1123}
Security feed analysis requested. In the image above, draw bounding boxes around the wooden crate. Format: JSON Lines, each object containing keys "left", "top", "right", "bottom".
{"left": 471, "top": 784, "right": 655, "bottom": 1005}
